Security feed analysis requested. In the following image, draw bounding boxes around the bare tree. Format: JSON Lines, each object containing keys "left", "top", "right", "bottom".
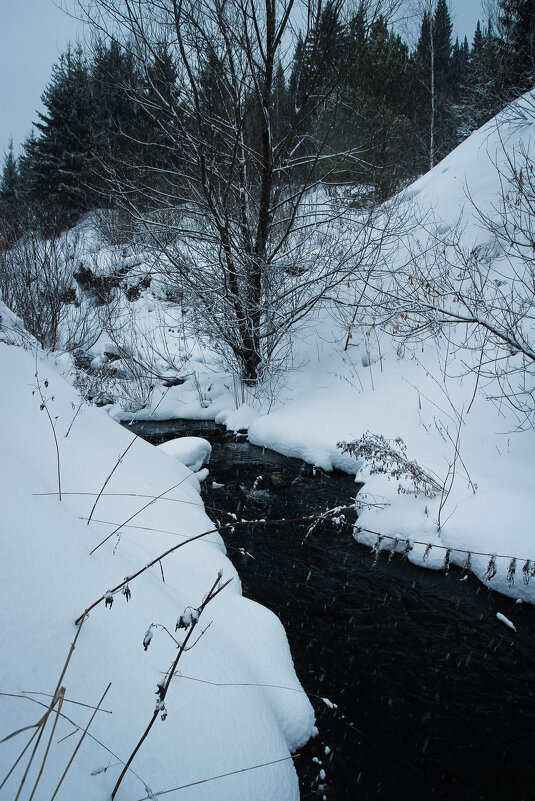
{"left": 75, "top": 0, "right": 398, "bottom": 384}
{"left": 363, "top": 115, "right": 535, "bottom": 424}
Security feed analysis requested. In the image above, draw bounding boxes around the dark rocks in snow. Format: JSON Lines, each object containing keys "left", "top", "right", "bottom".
{"left": 72, "top": 348, "right": 93, "bottom": 371}
{"left": 73, "top": 262, "right": 130, "bottom": 305}
{"left": 161, "top": 375, "right": 188, "bottom": 388}
{"left": 59, "top": 287, "right": 79, "bottom": 306}
{"left": 125, "top": 275, "right": 151, "bottom": 301}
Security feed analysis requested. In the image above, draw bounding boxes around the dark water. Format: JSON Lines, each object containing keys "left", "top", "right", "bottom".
{"left": 126, "top": 419, "right": 535, "bottom": 801}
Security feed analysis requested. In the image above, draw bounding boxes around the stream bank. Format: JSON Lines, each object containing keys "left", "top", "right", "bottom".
{"left": 125, "top": 418, "right": 535, "bottom": 801}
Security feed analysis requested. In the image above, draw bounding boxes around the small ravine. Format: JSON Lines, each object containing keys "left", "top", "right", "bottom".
{"left": 126, "top": 418, "right": 535, "bottom": 801}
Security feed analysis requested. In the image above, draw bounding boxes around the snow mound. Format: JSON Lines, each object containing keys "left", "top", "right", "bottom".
{"left": 0, "top": 343, "right": 315, "bottom": 800}
{"left": 157, "top": 436, "right": 212, "bottom": 471}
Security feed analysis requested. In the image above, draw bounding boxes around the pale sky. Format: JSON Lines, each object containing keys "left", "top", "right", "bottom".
{"left": 0, "top": 0, "right": 485, "bottom": 160}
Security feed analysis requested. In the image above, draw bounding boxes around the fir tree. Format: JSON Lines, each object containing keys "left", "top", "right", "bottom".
{"left": 498, "top": 0, "right": 535, "bottom": 90}
{"left": 1, "top": 139, "right": 19, "bottom": 201}
{"left": 413, "top": 0, "right": 455, "bottom": 168}
{"left": 458, "top": 20, "right": 505, "bottom": 137}
{"left": 322, "top": 16, "right": 420, "bottom": 198}
{"left": 26, "top": 46, "right": 96, "bottom": 224}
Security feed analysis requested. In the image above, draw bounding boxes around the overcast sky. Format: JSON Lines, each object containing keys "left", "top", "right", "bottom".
{"left": 1, "top": 0, "right": 486, "bottom": 160}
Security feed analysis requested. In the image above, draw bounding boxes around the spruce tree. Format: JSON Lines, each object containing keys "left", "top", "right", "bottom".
{"left": 26, "top": 46, "right": 96, "bottom": 225}
{"left": 413, "top": 0, "right": 455, "bottom": 169}
{"left": 458, "top": 21, "right": 505, "bottom": 137}
{"left": 322, "top": 15, "right": 420, "bottom": 198}
{"left": 0, "top": 139, "right": 19, "bottom": 201}
{"left": 498, "top": 0, "right": 535, "bottom": 90}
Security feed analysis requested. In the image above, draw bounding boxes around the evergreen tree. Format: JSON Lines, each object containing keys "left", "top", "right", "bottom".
{"left": 458, "top": 20, "right": 505, "bottom": 137}
{"left": 321, "top": 16, "right": 420, "bottom": 198}
{"left": 450, "top": 37, "right": 469, "bottom": 104}
{"left": 413, "top": 0, "right": 455, "bottom": 168}
{"left": 138, "top": 44, "right": 184, "bottom": 202}
{"left": 0, "top": 139, "right": 19, "bottom": 201}
{"left": 25, "top": 46, "right": 96, "bottom": 225}
{"left": 91, "top": 39, "right": 140, "bottom": 163}
{"left": 293, "top": 2, "right": 348, "bottom": 109}
{"left": 0, "top": 138, "right": 22, "bottom": 247}
{"left": 498, "top": 0, "right": 535, "bottom": 90}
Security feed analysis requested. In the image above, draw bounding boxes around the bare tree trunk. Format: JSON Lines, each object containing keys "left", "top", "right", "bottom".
{"left": 78, "top": 0, "right": 396, "bottom": 384}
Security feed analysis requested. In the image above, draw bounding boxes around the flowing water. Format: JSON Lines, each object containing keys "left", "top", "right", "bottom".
{"left": 126, "top": 419, "right": 535, "bottom": 801}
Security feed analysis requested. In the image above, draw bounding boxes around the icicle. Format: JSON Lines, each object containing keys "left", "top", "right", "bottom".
{"left": 388, "top": 537, "right": 399, "bottom": 563}
{"left": 443, "top": 548, "right": 451, "bottom": 572}
{"left": 522, "top": 559, "right": 532, "bottom": 585}
{"left": 372, "top": 535, "right": 384, "bottom": 566}
{"left": 464, "top": 551, "right": 472, "bottom": 572}
{"left": 507, "top": 558, "right": 517, "bottom": 586}
{"left": 485, "top": 554, "right": 497, "bottom": 581}
{"left": 423, "top": 543, "right": 432, "bottom": 562}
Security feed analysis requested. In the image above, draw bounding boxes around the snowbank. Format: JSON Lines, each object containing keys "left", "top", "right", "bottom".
{"left": 0, "top": 341, "right": 315, "bottom": 800}
{"left": 157, "top": 436, "right": 212, "bottom": 472}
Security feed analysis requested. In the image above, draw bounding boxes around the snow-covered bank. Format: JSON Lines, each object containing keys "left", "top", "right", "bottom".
{"left": 87, "top": 96, "right": 535, "bottom": 605}
{"left": 0, "top": 340, "right": 315, "bottom": 800}
{"left": 5, "top": 94, "right": 535, "bottom": 622}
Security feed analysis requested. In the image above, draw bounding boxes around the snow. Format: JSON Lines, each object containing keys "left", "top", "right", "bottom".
{"left": 496, "top": 612, "right": 517, "bottom": 632}
{"left": 31, "top": 93, "right": 535, "bottom": 606}
{"left": 0, "top": 340, "right": 315, "bottom": 800}
{"left": 157, "top": 436, "right": 212, "bottom": 472}
{"left": 4, "top": 97, "right": 535, "bottom": 801}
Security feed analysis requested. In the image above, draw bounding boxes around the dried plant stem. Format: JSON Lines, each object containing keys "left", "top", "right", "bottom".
{"left": 466, "top": 336, "right": 487, "bottom": 415}
{"left": 34, "top": 357, "right": 62, "bottom": 501}
{"left": 65, "top": 401, "right": 83, "bottom": 439}
{"left": 437, "top": 413, "right": 464, "bottom": 531}
{"left": 8, "top": 618, "right": 85, "bottom": 797}
{"left": 13, "top": 687, "right": 63, "bottom": 801}
{"left": 87, "top": 387, "right": 171, "bottom": 526}
{"left": 89, "top": 475, "right": 193, "bottom": 555}
{"left": 87, "top": 438, "right": 137, "bottom": 526}
{"left": 0, "top": 724, "right": 40, "bottom": 790}
{"left": 343, "top": 274, "right": 370, "bottom": 351}
{"left": 0, "top": 692, "right": 149, "bottom": 792}
{"left": 111, "top": 573, "right": 231, "bottom": 799}
{"left": 27, "top": 688, "right": 65, "bottom": 801}
{"left": 133, "top": 754, "right": 300, "bottom": 800}
{"left": 75, "top": 507, "right": 356, "bottom": 625}
{"left": 50, "top": 683, "right": 111, "bottom": 801}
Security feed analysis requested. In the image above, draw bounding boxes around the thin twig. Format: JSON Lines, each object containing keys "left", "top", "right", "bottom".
{"left": 28, "top": 688, "right": 65, "bottom": 801}
{"left": 89, "top": 475, "right": 194, "bottom": 555}
{"left": 50, "top": 683, "right": 112, "bottom": 801}
{"left": 111, "top": 574, "right": 231, "bottom": 798}
{"left": 75, "top": 507, "right": 357, "bottom": 625}
{"left": 134, "top": 754, "right": 300, "bottom": 800}
{"left": 34, "top": 356, "right": 62, "bottom": 501}
{"left": 87, "top": 386, "right": 171, "bottom": 525}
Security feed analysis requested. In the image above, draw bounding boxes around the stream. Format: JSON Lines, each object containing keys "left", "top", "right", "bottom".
{"left": 126, "top": 418, "right": 535, "bottom": 801}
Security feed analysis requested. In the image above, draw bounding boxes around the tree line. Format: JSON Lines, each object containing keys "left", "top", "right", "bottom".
{"left": 1, "top": 0, "right": 533, "bottom": 234}
{"left": 1, "top": 0, "right": 534, "bottom": 386}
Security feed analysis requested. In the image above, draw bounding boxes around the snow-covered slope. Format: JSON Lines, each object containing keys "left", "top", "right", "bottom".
{"left": 85, "top": 95, "right": 535, "bottom": 604}
{"left": 0, "top": 339, "right": 315, "bottom": 800}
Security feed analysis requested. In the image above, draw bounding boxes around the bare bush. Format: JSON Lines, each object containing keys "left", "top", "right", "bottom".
{"left": 0, "top": 231, "right": 101, "bottom": 352}
{"left": 338, "top": 431, "right": 442, "bottom": 496}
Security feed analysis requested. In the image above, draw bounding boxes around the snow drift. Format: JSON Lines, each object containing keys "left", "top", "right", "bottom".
{"left": 0, "top": 336, "right": 315, "bottom": 800}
